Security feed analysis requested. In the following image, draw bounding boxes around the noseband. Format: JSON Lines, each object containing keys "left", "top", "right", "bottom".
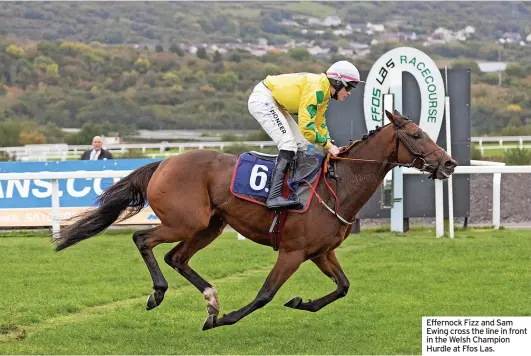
{"left": 393, "top": 120, "right": 444, "bottom": 179}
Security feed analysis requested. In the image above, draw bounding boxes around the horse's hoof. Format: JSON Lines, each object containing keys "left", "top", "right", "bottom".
{"left": 146, "top": 292, "right": 163, "bottom": 311}
{"left": 202, "top": 315, "right": 217, "bottom": 331}
{"left": 207, "top": 304, "right": 220, "bottom": 317}
{"left": 284, "top": 296, "right": 303, "bottom": 309}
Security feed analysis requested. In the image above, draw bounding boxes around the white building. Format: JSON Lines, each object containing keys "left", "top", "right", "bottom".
{"left": 324, "top": 16, "right": 342, "bottom": 27}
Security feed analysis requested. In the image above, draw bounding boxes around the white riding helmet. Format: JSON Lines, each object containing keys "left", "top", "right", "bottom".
{"left": 326, "top": 60, "right": 364, "bottom": 88}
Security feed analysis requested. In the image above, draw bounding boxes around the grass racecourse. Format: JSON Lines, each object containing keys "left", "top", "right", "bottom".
{"left": 0, "top": 228, "right": 530, "bottom": 355}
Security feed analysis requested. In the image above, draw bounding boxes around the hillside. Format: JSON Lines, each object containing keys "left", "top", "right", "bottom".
{"left": 1, "top": 2, "right": 530, "bottom": 46}
{"left": 1, "top": 2, "right": 531, "bottom": 150}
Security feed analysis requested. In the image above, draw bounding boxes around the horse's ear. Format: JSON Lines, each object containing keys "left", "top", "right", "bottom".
{"left": 393, "top": 109, "right": 403, "bottom": 117}
{"left": 385, "top": 110, "right": 396, "bottom": 124}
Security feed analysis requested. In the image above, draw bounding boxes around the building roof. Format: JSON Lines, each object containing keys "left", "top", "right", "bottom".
{"left": 476, "top": 61, "right": 508, "bottom": 73}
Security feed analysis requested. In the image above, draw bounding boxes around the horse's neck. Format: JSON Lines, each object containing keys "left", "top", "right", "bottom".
{"left": 333, "top": 130, "right": 395, "bottom": 221}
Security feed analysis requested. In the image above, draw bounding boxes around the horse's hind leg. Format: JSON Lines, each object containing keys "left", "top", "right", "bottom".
{"left": 133, "top": 225, "right": 184, "bottom": 310}
{"left": 164, "top": 215, "right": 226, "bottom": 317}
{"left": 203, "top": 249, "right": 306, "bottom": 331}
{"left": 284, "top": 250, "right": 349, "bottom": 312}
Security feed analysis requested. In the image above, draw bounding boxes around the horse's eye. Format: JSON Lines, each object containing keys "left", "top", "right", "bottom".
{"left": 412, "top": 132, "right": 422, "bottom": 139}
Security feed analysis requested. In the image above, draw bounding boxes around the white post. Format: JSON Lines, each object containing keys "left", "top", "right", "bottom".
{"left": 436, "top": 65, "right": 446, "bottom": 239}
{"left": 382, "top": 93, "right": 395, "bottom": 212}
{"left": 492, "top": 173, "right": 501, "bottom": 229}
{"left": 435, "top": 179, "right": 444, "bottom": 237}
{"left": 519, "top": 138, "right": 523, "bottom": 150}
{"left": 445, "top": 96, "right": 454, "bottom": 238}
{"left": 386, "top": 89, "right": 405, "bottom": 233}
{"left": 51, "top": 179, "right": 61, "bottom": 238}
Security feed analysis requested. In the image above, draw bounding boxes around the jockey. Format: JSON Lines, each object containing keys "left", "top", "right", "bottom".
{"left": 248, "top": 60, "right": 363, "bottom": 209}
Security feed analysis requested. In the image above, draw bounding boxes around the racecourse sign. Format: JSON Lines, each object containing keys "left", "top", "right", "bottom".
{"left": 363, "top": 47, "right": 446, "bottom": 141}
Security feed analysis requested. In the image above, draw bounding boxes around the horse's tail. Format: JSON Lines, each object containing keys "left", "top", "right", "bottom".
{"left": 55, "top": 161, "right": 162, "bottom": 251}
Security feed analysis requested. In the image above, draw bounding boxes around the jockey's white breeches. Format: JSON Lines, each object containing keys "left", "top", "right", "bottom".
{"left": 248, "top": 82, "right": 308, "bottom": 153}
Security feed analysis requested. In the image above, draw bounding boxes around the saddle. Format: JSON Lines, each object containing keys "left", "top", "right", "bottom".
{"left": 230, "top": 150, "right": 327, "bottom": 251}
{"left": 231, "top": 150, "right": 324, "bottom": 210}
{"left": 248, "top": 151, "right": 321, "bottom": 186}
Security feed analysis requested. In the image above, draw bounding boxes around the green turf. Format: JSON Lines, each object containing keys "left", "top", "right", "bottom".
{"left": 0, "top": 229, "right": 530, "bottom": 354}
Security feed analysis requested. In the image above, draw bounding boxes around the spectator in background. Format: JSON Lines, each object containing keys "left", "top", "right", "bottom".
{"left": 80, "top": 136, "right": 113, "bottom": 160}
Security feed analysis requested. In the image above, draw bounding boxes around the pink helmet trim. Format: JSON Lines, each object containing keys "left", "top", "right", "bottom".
{"left": 326, "top": 72, "right": 360, "bottom": 82}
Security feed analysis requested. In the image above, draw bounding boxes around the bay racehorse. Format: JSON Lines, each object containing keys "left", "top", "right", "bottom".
{"left": 54, "top": 110, "right": 457, "bottom": 330}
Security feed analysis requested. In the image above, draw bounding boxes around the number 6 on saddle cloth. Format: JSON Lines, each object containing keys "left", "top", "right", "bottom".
{"left": 230, "top": 151, "right": 326, "bottom": 213}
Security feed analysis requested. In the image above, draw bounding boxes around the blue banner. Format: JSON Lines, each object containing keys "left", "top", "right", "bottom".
{"left": 0, "top": 159, "right": 161, "bottom": 209}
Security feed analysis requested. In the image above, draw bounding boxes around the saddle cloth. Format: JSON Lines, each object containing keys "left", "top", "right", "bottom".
{"left": 230, "top": 151, "right": 325, "bottom": 213}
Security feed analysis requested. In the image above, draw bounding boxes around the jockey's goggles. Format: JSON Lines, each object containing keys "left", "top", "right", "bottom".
{"left": 345, "top": 81, "right": 358, "bottom": 92}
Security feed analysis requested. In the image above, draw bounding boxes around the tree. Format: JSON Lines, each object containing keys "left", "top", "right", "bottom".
{"left": 213, "top": 50, "right": 222, "bottom": 63}
{"left": 65, "top": 122, "right": 109, "bottom": 145}
{"left": 262, "top": 63, "right": 280, "bottom": 77}
{"left": 227, "top": 51, "right": 241, "bottom": 62}
{"left": 6, "top": 44, "right": 26, "bottom": 58}
{"left": 103, "top": 30, "right": 125, "bottom": 44}
{"left": 451, "top": 58, "right": 481, "bottom": 74}
{"left": 0, "top": 119, "right": 31, "bottom": 147}
{"left": 134, "top": 57, "right": 151, "bottom": 74}
{"left": 288, "top": 48, "right": 311, "bottom": 61}
{"left": 169, "top": 44, "right": 184, "bottom": 56}
{"left": 196, "top": 47, "right": 208, "bottom": 60}
{"left": 505, "top": 148, "right": 531, "bottom": 165}
{"left": 214, "top": 71, "right": 238, "bottom": 91}
{"left": 39, "top": 122, "right": 65, "bottom": 143}
{"left": 19, "top": 129, "right": 46, "bottom": 144}
{"left": 34, "top": 55, "right": 56, "bottom": 71}
{"left": 506, "top": 64, "right": 528, "bottom": 78}
{"left": 213, "top": 50, "right": 224, "bottom": 73}
{"left": 46, "top": 63, "right": 59, "bottom": 76}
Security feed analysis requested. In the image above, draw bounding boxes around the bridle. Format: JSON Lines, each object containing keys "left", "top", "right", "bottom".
{"left": 393, "top": 120, "right": 444, "bottom": 179}
{"left": 330, "top": 119, "right": 444, "bottom": 179}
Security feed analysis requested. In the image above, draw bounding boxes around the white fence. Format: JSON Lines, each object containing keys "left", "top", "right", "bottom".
{"left": 472, "top": 136, "right": 531, "bottom": 155}
{"left": 3, "top": 136, "right": 531, "bottom": 161}
{"left": 1, "top": 141, "right": 277, "bottom": 162}
{"left": 1, "top": 165, "right": 530, "bottom": 237}
{"left": 404, "top": 165, "right": 531, "bottom": 237}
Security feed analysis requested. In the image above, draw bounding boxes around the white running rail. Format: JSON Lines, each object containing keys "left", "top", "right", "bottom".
{"left": 0, "top": 165, "right": 529, "bottom": 237}
{"left": 403, "top": 165, "right": 531, "bottom": 236}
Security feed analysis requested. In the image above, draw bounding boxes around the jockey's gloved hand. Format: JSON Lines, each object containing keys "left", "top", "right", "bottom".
{"left": 328, "top": 144, "right": 340, "bottom": 157}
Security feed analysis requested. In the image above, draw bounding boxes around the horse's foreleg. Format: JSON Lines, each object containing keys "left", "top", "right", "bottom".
{"left": 284, "top": 250, "right": 349, "bottom": 312}
{"left": 132, "top": 227, "right": 170, "bottom": 310}
{"left": 164, "top": 216, "right": 225, "bottom": 317}
{"left": 203, "top": 250, "right": 305, "bottom": 331}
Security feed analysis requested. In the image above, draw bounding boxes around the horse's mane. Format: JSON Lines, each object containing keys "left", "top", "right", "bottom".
{"left": 338, "top": 122, "right": 391, "bottom": 155}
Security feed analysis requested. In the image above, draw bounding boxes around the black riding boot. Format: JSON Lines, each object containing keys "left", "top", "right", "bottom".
{"left": 266, "top": 150, "right": 300, "bottom": 209}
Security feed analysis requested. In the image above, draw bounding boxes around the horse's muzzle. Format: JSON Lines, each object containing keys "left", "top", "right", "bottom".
{"left": 431, "top": 158, "right": 457, "bottom": 180}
